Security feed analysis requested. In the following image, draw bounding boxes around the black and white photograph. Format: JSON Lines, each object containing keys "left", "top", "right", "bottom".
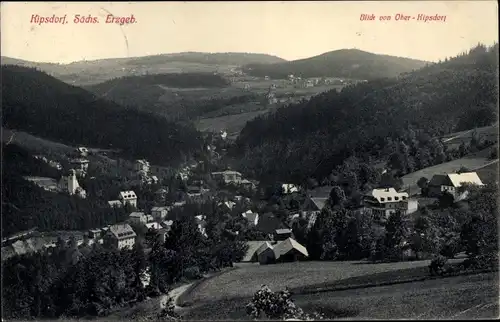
{"left": 1, "top": 1, "right": 499, "bottom": 320}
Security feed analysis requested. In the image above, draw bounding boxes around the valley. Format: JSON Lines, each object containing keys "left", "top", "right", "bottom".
{"left": 2, "top": 44, "right": 498, "bottom": 322}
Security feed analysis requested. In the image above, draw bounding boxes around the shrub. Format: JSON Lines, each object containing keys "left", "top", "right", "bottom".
{"left": 184, "top": 266, "right": 202, "bottom": 280}
{"left": 245, "top": 285, "right": 324, "bottom": 320}
{"left": 429, "top": 255, "right": 448, "bottom": 276}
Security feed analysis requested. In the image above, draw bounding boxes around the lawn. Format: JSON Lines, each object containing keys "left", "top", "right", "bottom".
{"left": 178, "top": 259, "right": 449, "bottom": 306}
{"left": 401, "top": 147, "right": 498, "bottom": 196}
{"left": 2, "top": 127, "right": 75, "bottom": 154}
{"left": 195, "top": 109, "right": 272, "bottom": 138}
{"left": 181, "top": 271, "right": 498, "bottom": 320}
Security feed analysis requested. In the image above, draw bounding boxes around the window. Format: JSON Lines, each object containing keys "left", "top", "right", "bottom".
{"left": 380, "top": 198, "right": 385, "bottom": 201}
{"left": 402, "top": 196, "right": 407, "bottom": 200}
{"left": 395, "top": 197, "right": 399, "bottom": 201}
{"left": 387, "top": 197, "right": 392, "bottom": 201}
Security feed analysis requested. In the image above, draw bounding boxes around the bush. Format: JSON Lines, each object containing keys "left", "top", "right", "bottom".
{"left": 429, "top": 255, "right": 448, "bottom": 276}
{"left": 245, "top": 285, "right": 324, "bottom": 320}
{"left": 184, "top": 266, "right": 202, "bottom": 280}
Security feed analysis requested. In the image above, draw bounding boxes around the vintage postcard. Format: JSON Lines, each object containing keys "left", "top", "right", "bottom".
{"left": 1, "top": 1, "right": 499, "bottom": 320}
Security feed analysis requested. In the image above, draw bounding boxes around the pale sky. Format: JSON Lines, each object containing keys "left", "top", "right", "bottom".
{"left": 1, "top": 1, "right": 498, "bottom": 64}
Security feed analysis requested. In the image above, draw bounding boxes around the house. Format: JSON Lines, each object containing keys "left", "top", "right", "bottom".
{"left": 273, "top": 238, "right": 309, "bottom": 262}
{"left": 363, "top": 188, "right": 416, "bottom": 221}
{"left": 253, "top": 241, "right": 276, "bottom": 265}
{"left": 223, "top": 201, "right": 236, "bottom": 210}
{"left": 58, "top": 169, "right": 86, "bottom": 198}
{"left": 186, "top": 186, "right": 202, "bottom": 198}
{"left": 119, "top": 190, "right": 138, "bottom": 208}
{"left": 151, "top": 206, "right": 170, "bottom": 221}
{"left": 173, "top": 201, "right": 186, "bottom": 208}
{"left": 160, "top": 220, "right": 174, "bottom": 231}
{"left": 211, "top": 170, "right": 243, "bottom": 184}
{"left": 240, "top": 179, "right": 256, "bottom": 190}
{"left": 129, "top": 212, "right": 147, "bottom": 224}
{"left": 427, "top": 172, "right": 484, "bottom": 200}
{"left": 88, "top": 228, "right": 102, "bottom": 239}
{"left": 274, "top": 228, "right": 293, "bottom": 241}
{"left": 105, "top": 224, "right": 137, "bottom": 250}
{"left": 146, "top": 214, "right": 154, "bottom": 223}
{"left": 145, "top": 222, "right": 161, "bottom": 230}
{"left": 282, "top": 184, "right": 300, "bottom": 194}
{"left": 242, "top": 210, "right": 259, "bottom": 226}
{"left": 108, "top": 200, "right": 123, "bottom": 208}
{"left": 241, "top": 241, "right": 269, "bottom": 262}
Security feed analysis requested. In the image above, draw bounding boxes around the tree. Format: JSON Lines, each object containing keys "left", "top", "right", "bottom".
{"left": 328, "top": 186, "right": 346, "bottom": 207}
{"left": 417, "top": 177, "right": 429, "bottom": 196}
{"left": 383, "top": 211, "right": 408, "bottom": 261}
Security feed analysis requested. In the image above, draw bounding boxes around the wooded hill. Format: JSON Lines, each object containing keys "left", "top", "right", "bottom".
{"left": 1, "top": 65, "right": 203, "bottom": 166}
{"left": 242, "top": 49, "right": 429, "bottom": 80}
{"left": 234, "top": 44, "right": 499, "bottom": 184}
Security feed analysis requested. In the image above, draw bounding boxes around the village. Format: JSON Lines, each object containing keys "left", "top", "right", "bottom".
{"left": 2, "top": 130, "right": 493, "bottom": 269}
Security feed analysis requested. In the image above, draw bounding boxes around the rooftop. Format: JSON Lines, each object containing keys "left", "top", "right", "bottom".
{"left": 108, "top": 224, "right": 137, "bottom": 240}
{"left": 273, "top": 238, "right": 309, "bottom": 259}
{"left": 368, "top": 188, "right": 409, "bottom": 203}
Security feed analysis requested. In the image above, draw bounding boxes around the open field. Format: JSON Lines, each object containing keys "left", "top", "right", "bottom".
{"left": 2, "top": 128, "right": 75, "bottom": 154}
{"left": 440, "top": 123, "right": 499, "bottom": 150}
{"left": 178, "top": 259, "right": 459, "bottom": 306}
{"left": 401, "top": 147, "right": 498, "bottom": 195}
{"left": 475, "top": 159, "right": 499, "bottom": 184}
{"left": 181, "top": 271, "right": 498, "bottom": 320}
{"left": 195, "top": 109, "right": 271, "bottom": 138}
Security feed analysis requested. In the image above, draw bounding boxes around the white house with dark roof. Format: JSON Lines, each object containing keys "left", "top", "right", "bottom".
{"left": 119, "top": 190, "right": 137, "bottom": 208}
{"left": 428, "top": 172, "right": 484, "bottom": 201}
{"left": 363, "top": 188, "right": 417, "bottom": 220}
{"left": 105, "top": 224, "right": 137, "bottom": 249}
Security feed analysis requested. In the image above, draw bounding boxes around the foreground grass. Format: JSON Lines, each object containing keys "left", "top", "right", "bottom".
{"left": 178, "top": 260, "right": 446, "bottom": 306}
{"left": 181, "top": 271, "right": 498, "bottom": 320}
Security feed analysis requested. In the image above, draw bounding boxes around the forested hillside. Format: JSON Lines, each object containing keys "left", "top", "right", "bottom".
{"left": 242, "top": 49, "right": 429, "bottom": 79}
{"left": 1, "top": 65, "right": 203, "bottom": 165}
{"left": 88, "top": 73, "right": 230, "bottom": 92}
{"left": 122, "top": 51, "right": 286, "bottom": 66}
{"left": 234, "top": 44, "right": 499, "bottom": 184}
{"left": 1, "top": 144, "right": 130, "bottom": 236}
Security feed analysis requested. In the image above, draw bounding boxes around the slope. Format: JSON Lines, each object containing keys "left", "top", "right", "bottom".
{"left": 1, "top": 52, "right": 286, "bottom": 86}
{"left": 242, "top": 49, "right": 429, "bottom": 79}
{"left": 1, "top": 65, "right": 203, "bottom": 166}
{"left": 234, "top": 44, "right": 498, "bottom": 183}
